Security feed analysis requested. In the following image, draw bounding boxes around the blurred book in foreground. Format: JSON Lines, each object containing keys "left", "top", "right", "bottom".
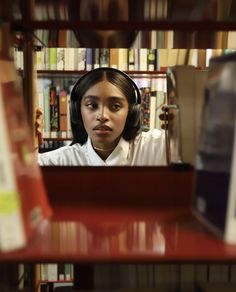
{"left": 192, "top": 52, "right": 236, "bottom": 244}
{"left": 0, "top": 25, "right": 52, "bottom": 252}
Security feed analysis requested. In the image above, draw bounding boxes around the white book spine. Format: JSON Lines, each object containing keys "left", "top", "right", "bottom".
{"left": 77, "top": 48, "right": 86, "bottom": 70}
{"left": 139, "top": 49, "right": 148, "bottom": 71}
{"left": 67, "top": 93, "right": 72, "bottom": 139}
{"left": 225, "top": 117, "right": 236, "bottom": 243}
{"left": 57, "top": 48, "right": 65, "bottom": 70}
{"left": 47, "top": 263, "right": 58, "bottom": 281}
{"left": 118, "top": 49, "right": 128, "bottom": 71}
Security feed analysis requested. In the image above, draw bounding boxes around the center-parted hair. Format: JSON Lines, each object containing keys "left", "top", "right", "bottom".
{"left": 70, "top": 67, "right": 141, "bottom": 144}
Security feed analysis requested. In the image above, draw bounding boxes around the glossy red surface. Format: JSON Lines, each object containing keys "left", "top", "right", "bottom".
{"left": 1, "top": 205, "right": 236, "bottom": 263}
{"left": 1, "top": 166, "right": 236, "bottom": 263}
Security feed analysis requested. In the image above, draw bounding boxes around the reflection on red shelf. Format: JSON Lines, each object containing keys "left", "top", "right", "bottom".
{"left": 1, "top": 205, "right": 236, "bottom": 262}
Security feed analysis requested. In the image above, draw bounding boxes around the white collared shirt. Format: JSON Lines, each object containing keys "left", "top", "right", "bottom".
{"left": 38, "top": 129, "right": 166, "bottom": 166}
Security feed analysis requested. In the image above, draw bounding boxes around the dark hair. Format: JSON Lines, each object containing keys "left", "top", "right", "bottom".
{"left": 70, "top": 67, "right": 141, "bottom": 144}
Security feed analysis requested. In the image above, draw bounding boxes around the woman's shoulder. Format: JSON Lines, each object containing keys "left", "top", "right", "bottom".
{"left": 38, "top": 143, "right": 86, "bottom": 166}
{"left": 136, "top": 128, "right": 165, "bottom": 141}
{"left": 129, "top": 129, "right": 167, "bottom": 165}
{"left": 40, "top": 143, "right": 83, "bottom": 156}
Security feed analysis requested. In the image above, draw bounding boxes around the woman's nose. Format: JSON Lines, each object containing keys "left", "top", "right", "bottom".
{"left": 96, "top": 107, "right": 109, "bottom": 121}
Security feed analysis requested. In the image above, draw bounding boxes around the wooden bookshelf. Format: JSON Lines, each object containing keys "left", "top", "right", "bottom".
{"left": 2, "top": 1, "right": 236, "bottom": 290}
{"left": 11, "top": 20, "right": 236, "bottom": 32}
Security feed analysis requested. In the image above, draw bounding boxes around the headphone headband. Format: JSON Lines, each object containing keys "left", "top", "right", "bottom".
{"left": 71, "top": 67, "right": 141, "bottom": 104}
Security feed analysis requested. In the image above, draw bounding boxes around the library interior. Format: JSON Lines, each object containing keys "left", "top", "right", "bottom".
{"left": 1, "top": 0, "right": 236, "bottom": 291}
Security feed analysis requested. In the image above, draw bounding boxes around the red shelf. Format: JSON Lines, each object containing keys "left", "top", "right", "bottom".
{"left": 1, "top": 166, "right": 236, "bottom": 263}
{"left": 1, "top": 205, "right": 236, "bottom": 263}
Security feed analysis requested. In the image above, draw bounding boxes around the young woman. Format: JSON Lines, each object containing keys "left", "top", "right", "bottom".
{"left": 38, "top": 67, "right": 167, "bottom": 166}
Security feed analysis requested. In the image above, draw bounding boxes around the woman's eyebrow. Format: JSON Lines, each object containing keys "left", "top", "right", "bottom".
{"left": 83, "top": 95, "right": 126, "bottom": 101}
{"left": 83, "top": 95, "right": 99, "bottom": 101}
{"left": 108, "top": 96, "right": 126, "bottom": 101}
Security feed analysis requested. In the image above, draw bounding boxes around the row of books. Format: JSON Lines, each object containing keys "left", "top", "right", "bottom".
{"left": 37, "top": 263, "right": 236, "bottom": 291}
{"left": 39, "top": 140, "right": 70, "bottom": 153}
{"left": 14, "top": 47, "right": 236, "bottom": 73}
{"left": 38, "top": 263, "right": 74, "bottom": 282}
{"left": 36, "top": 76, "right": 167, "bottom": 140}
{"left": 15, "top": 48, "right": 161, "bottom": 71}
{"left": 37, "top": 78, "right": 74, "bottom": 139}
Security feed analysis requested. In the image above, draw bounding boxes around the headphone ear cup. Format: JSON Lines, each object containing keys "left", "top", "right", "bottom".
{"left": 126, "top": 104, "right": 141, "bottom": 127}
{"left": 70, "top": 99, "right": 79, "bottom": 125}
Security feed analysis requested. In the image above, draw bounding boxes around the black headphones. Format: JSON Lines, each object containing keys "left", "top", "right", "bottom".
{"left": 71, "top": 67, "right": 141, "bottom": 103}
{"left": 70, "top": 67, "right": 141, "bottom": 143}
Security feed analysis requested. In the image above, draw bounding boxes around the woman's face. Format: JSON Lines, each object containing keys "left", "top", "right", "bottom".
{"left": 81, "top": 80, "right": 129, "bottom": 149}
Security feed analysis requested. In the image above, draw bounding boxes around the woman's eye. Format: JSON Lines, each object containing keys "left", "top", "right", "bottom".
{"left": 111, "top": 103, "right": 122, "bottom": 111}
{"left": 86, "top": 102, "right": 97, "bottom": 109}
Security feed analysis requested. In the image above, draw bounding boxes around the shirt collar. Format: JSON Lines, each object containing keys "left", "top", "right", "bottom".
{"left": 86, "top": 137, "right": 130, "bottom": 166}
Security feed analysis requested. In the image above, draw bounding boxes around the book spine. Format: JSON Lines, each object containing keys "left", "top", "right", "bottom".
{"left": 93, "top": 48, "right": 100, "bottom": 69}
{"left": 109, "top": 48, "right": 118, "bottom": 69}
{"left": 43, "top": 84, "right": 51, "bottom": 138}
{"left": 128, "top": 48, "right": 135, "bottom": 71}
{"left": 148, "top": 49, "right": 157, "bottom": 71}
{"left": 67, "top": 84, "right": 73, "bottom": 139}
{"left": 139, "top": 48, "right": 148, "bottom": 71}
{"left": 64, "top": 264, "right": 72, "bottom": 280}
{"left": 86, "top": 48, "right": 93, "bottom": 71}
{"left": 44, "top": 48, "right": 50, "bottom": 70}
{"left": 59, "top": 89, "right": 68, "bottom": 139}
{"left": 40, "top": 264, "right": 48, "bottom": 281}
{"left": 49, "top": 48, "right": 57, "bottom": 70}
{"left": 68, "top": 48, "right": 76, "bottom": 70}
{"left": 49, "top": 85, "right": 59, "bottom": 138}
{"left": 47, "top": 263, "right": 58, "bottom": 281}
{"left": 56, "top": 48, "right": 65, "bottom": 70}
{"left": 77, "top": 48, "right": 86, "bottom": 70}
{"left": 99, "top": 48, "right": 110, "bottom": 67}
{"left": 0, "top": 85, "right": 26, "bottom": 251}
{"left": 118, "top": 48, "right": 128, "bottom": 71}
{"left": 36, "top": 49, "right": 44, "bottom": 70}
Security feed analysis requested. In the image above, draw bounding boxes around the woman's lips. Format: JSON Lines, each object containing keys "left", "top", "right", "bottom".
{"left": 93, "top": 124, "right": 112, "bottom": 134}
{"left": 93, "top": 124, "right": 112, "bottom": 131}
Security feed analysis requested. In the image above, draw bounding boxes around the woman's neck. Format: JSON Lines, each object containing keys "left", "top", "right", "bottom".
{"left": 94, "top": 147, "right": 114, "bottom": 160}
{"left": 92, "top": 139, "right": 119, "bottom": 160}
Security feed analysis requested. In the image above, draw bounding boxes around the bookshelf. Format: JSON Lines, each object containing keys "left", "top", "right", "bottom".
{"left": 13, "top": 47, "right": 170, "bottom": 152}
{"left": 1, "top": 166, "right": 236, "bottom": 291}
{"left": 2, "top": 0, "right": 236, "bottom": 291}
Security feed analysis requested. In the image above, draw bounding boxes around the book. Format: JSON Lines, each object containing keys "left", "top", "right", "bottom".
{"left": 147, "top": 49, "right": 157, "bottom": 71}
{"left": 118, "top": 48, "right": 128, "bottom": 71}
{"left": 49, "top": 48, "right": 57, "bottom": 70}
{"left": 49, "top": 85, "right": 59, "bottom": 138}
{"left": 128, "top": 48, "right": 135, "bottom": 71}
{"left": 56, "top": 47, "right": 64, "bottom": 70}
{"left": 192, "top": 52, "right": 236, "bottom": 244}
{"left": 59, "top": 89, "right": 68, "bottom": 138}
{"left": 109, "top": 48, "right": 119, "bottom": 69}
{"left": 0, "top": 54, "right": 52, "bottom": 252}
{"left": 47, "top": 263, "right": 58, "bottom": 281}
{"left": 93, "top": 48, "right": 100, "bottom": 69}
{"left": 68, "top": 48, "right": 76, "bottom": 70}
{"left": 99, "top": 48, "right": 109, "bottom": 67}
{"left": 86, "top": 48, "right": 93, "bottom": 71}
{"left": 43, "top": 81, "right": 51, "bottom": 139}
{"left": 139, "top": 48, "right": 148, "bottom": 71}
{"left": 77, "top": 48, "right": 86, "bottom": 70}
